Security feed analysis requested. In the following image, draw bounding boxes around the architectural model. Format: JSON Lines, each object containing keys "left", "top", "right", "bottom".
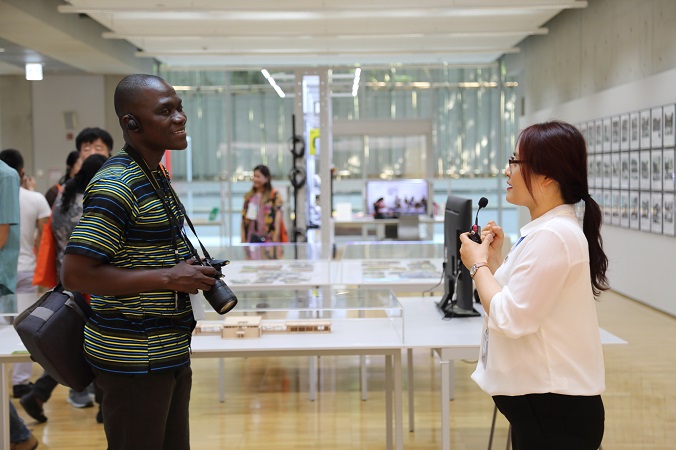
{"left": 195, "top": 316, "right": 333, "bottom": 339}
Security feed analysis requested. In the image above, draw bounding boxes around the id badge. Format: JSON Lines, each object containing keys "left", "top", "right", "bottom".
{"left": 246, "top": 203, "right": 258, "bottom": 220}
{"left": 481, "top": 327, "right": 489, "bottom": 368}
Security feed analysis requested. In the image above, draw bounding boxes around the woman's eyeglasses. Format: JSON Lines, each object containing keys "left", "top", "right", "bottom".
{"left": 507, "top": 156, "right": 526, "bottom": 168}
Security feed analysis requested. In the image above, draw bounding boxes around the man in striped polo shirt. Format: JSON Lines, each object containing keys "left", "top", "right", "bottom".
{"left": 62, "top": 74, "right": 218, "bottom": 450}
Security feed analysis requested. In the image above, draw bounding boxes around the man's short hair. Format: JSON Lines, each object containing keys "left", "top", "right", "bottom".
{"left": 0, "top": 148, "right": 24, "bottom": 172}
{"left": 114, "top": 74, "right": 167, "bottom": 119}
{"left": 75, "top": 128, "right": 114, "bottom": 152}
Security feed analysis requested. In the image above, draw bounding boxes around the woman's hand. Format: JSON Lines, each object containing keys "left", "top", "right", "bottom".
{"left": 482, "top": 221, "right": 504, "bottom": 272}
{"left": 459, "top": 231, "right": 493, "bottom": 271}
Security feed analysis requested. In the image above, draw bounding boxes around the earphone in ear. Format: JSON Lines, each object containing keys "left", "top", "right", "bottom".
{"left": 125, "top": 114, "right": 141, "bottom": 132}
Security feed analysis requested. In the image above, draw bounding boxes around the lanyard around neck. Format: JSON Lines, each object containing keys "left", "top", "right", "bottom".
{"left": 123, "top": 145, "right": 215, "bottom": 263}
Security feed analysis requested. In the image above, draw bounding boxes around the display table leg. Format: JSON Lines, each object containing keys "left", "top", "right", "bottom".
{"left": 385, "top": 354, "right": 393, "bottom": 450}
{"left": 309, "top": 356, "right": 317, "bottom": 401}
{"left": 360, "top": 355, "right": 368, "bottom": 400}
{"left": 407, "top": 348, "right": 415, "bottom": 432}
{"left": 1, "top": 363, "right": 9, "bottom": 450}
{"left": 219, "top": 358, "right": 225, "bottom": 403}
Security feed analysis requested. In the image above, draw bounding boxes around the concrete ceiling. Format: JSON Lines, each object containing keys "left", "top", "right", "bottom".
{"left": 0, "top": 0, "right": 587, "bottom": 75}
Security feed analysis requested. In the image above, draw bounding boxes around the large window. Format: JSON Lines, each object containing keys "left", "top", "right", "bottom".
{"left": 160, "top": 65, "right": 519, "bottom": 245}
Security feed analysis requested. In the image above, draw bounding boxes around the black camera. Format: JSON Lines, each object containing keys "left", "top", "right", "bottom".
{"left": 200, "top": 257, "right": 238, "bottom": 315}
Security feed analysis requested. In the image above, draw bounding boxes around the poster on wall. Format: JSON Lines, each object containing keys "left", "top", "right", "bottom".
{"left": 663, "top": 193, "right": 675, "bottom": 236}
{"left": 611, "top": 116, "right": 620, "bottom": 150}
{"left": 588, "top": 157, "right": 596, "bottom": 188}
{"left": 629, "top": 191, "right": 640, "bottom": 230}
{"left": 640, "top": 191, "right": 651, "bottom": 231}
{"left": 603, "top": 154, "right": 612, "bottom": 188}
{"left": 663, "top": 148, "right": 675, "bottom": 192}
{"left": 595, "top": 120, "right": 603, "bottom": 152}
{"left": 603, "top": 117, "right": 612, "bottom": 152}
{"left": 651, "top": 192, "right": 663, "bottom": 234}
{"left": 663, "top": 105, "right": 675, "bottom": 147}
{"left": 640, "top": 150, "right": 651, "bottom": 190}
{"left": 595, "top": 154, "right": 603, "bottom": 188}
{"left": 629, "top": 151, "right": 640, "bottom": 189}
{"left": 651, "top": 107, "right": 663, "bottom": 148}
{"left": 620, "top": 152, "right": 630, "bottom": 189}
{"left": 588, "top": 121, "right": 597, "bottom": 153}
{"left": 651, "top": 150, "right": 663, "bottom": 191}
{"left": 640, "top": 109, "right": 651, "bottom": 149}
{"left": 630, "top": 112, "right": 640, "bottom": 150}
{"left": 611, "top": 152, "right": 621, "bottom": 189}
{"left": 620, "top": 191, "right": 630, "bottom": 228}
{"left": 620, "top": 114, "right": 630, "bottom": 151}
{"left": 611, "top": 190, "right": 621, "bottom": 226}
{"left": 603, "top": 190, "right": 612, "bottom": 224}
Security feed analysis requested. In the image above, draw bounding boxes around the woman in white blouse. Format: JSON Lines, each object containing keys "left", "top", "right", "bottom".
{"left": 460, "top": 120, "right": 608, "bottom": 450}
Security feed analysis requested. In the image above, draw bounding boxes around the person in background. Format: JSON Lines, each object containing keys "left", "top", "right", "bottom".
{"left": 45, "top": 151, "right": 79, "bottom": 208}
{"left": 0, "top": 149, "right": 51, "bottom": 399}
{"left": 0, "top": 158, "right": 39, "bottom": 450}
{"left": 241, "top": 164, "right": 284, "bottom": 244}
{"left": 19, "top": 154, "right": 109, "bottom": 423}
{"left": 459, "top": 120, "right": 607, "bottom": 450}
{"left": 45, "top": 127, "right": 113, "bottom": 208}
{"left": 61, "top": 74, "right": 218, "bottom": 450}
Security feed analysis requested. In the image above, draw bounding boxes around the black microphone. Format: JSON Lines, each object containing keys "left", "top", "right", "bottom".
{"left": 468, "top": 197, "right": 489, "bottom": 243}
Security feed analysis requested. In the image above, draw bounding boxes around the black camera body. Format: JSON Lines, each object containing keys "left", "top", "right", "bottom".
{"left": 200, "top": 257, "right": 238, "bottom": 315}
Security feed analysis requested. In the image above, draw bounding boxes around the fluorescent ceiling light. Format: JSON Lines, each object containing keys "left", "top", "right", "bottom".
{"left": 260, "top": 69, "right": 285, "bottom": 98}
{"left": 25, "top": 63, "right": 43, "bottom": 81}
{"left": 352, "top": 68, "right": 361, "bottom": 97}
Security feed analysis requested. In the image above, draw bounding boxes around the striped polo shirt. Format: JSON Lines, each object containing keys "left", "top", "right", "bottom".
{"left": 65, "top": 149, "right": 195, "bottom": 374}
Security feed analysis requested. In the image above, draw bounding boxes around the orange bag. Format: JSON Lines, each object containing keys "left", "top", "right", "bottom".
{"left": 279, "top": 217, "right": 289, "bottom": 243}
{"left": 33, "top": 216, "right": 58, "bottom": 288}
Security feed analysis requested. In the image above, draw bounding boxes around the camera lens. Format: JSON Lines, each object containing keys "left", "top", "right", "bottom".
{"left": 204, "top": 279, "right": 238, "bottom": 315}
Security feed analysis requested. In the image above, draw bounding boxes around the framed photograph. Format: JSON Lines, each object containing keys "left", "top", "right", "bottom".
{"left": 603, "top": 190, "right": 612, "bottom": 224}
{"left": 629, "top": 191, "right": 640, "bottom": 230}
{"left": 588, "top": 120, "right": 597, "bottom": 153}
{"left": 663, "top": 193, "right": 675, "bottom": 236}
{"left": 602, "top": 154, "right": 612, "bottom": 188}
{"left": 602, "top": 118, "right": 612, "bottom": 152}
{"left": 611, "top": 116, "right": 620, "bottom": 150}
{"left": 629, "top": 151, "right": 640, "bottom": 190}
{"left": 595, "top": 154, "right": 603, "bottom": 188}
{"left": 620, "top": 152, "right": 630, "bottom": 189}
{"left": 611, "top": 190, "right": 621, "bottom": 226}
{"left": 663, "top": 104, "right": 675, "bottom": 147}
{"left": 595, "top": 120, "right": 603, "bottom": 152}
{"left": 630, "top": 112, "right": 640, "bottom": 150}
{"left": 611, "top": 152, "right": 621, "bottom": 189}
{"left": 651, "top": 192, "right": 663, "bottom": 234}
{"left": 640, "top": 191, "right": 651, "bottom": 231}
{"left": 651, "top": 150, "right": 663, "bottom": 191}
{"left": 620, "top": 114, "right": 630, "bottom": 151}
{"left": 588, "top": 156, "right": 596, "bottom": 188}
{"left": 620, "top": 191, "right": 630, "bottom": 228}
{"left": 640, "top": 150, "right": 651, "bottom": 190}
{"left": 651, "top": 107, "right": 663, "bottom": 148}
{"left": 640, "top": 109, "right": 651, "bottom": 149}
{"left": 663, "top": 148, "right": 675, "bottom": 192}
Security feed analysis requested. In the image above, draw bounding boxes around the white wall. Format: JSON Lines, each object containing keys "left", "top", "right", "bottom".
{"left": 520, "top": 67, "right": 676, "bottom": 315}
{"left": 508, "top": 0, "right": 676, "bottom": 315}
{"left": 31, "top": 75, "right": 106, "bottom": 192}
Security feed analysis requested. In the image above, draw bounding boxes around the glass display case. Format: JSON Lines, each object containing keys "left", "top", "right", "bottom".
{"left": 195, "top": 288, "right": 403, "bottom": 344}
{"left": 341, "top": 241, "right": 443, "bottom": 260}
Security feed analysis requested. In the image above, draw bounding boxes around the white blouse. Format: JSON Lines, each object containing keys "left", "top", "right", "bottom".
{"left": 471, "top": 204, "right": 605, "bottom": 396}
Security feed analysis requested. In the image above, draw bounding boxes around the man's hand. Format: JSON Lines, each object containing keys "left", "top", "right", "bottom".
{"left": 168, "top": 259, "right": 218, "bottom": 294}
